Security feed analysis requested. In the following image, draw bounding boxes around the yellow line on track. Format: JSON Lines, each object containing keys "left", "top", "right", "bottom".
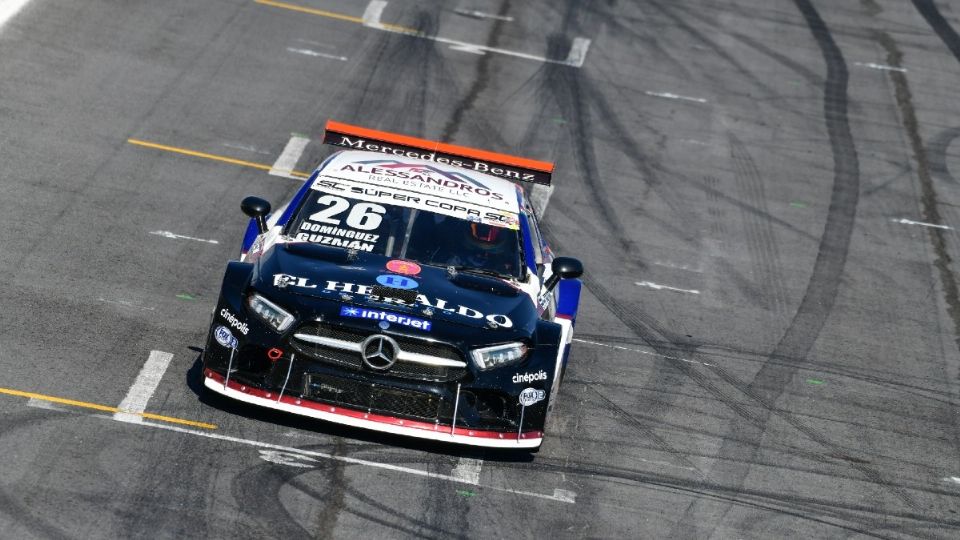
{"left": 255, "top": 0, "right": 416, "bottom": 33}
{"left": 255, "top": 0, "right": 363, "bottom": 24}
{"left": 127, "top": 138, "right": 309, "bottom": 178}
{"left": 0, "top": 386, "right": 218, "bottom": 430}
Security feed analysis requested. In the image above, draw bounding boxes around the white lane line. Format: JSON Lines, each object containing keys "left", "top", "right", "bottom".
{"left": 855, "top": 62, "right": 907, "bottom": 73}
{"left": 409, "top": 30, "right": 575, "bottom": 65}
{"left": 572, "top": 338, "right": 714, "bottom": 367}
{"left": 282, "top": 429, "right": 327, "bottom": 441}
{"left": 362, "top": 0, "right": 388, "bottom": 29}
{"left": 222, "top": 142, "right": 272, "bottom": 155}
{"left": 287, "top": 47, "right": 348, "bottom": 61}
{"left": 449, "top": 43, "right": 486, "bottom": 55}
{"left": 0, "top": 0, "right": 32, "bottom": 30}
{"left": 27, "top": 398, "right": 67, "bottom": 411}
{"left": 150, "top": 230, "right": 220, "bottom": 244}
{"left": 652, "top": 260, "right": 702, "bottom": 273}
{"left": 635, "top": 281, "right": 701, "bottom": 294}
{"left": 451, "top": 456, "right": 483, "bottom": 485}
{"left": 270, "top": 134, "right": 311, "bottom": 178}
{"left": 259, "top": 449, "right": 317, "bottom": 468}
{"left": 454, "top": 8, "right": 514, "bottom": 22}
{"left": 121, "top": 419, "right": 574, "bottom": 503}
{"left": 362, "top": 1, "right": 588, "bottom": 67}
{"left": 98, "top": 297, "right": 156, "bottom": 311}
{"left": 565, "top": 37, "right": 591, "bottom": 68}
{"left": 892, "top": 218, "right": 952, "bottom": 230}
{"left": 644, "top": 91, "right": 708, "bottom": 104}
{"left": 529, "top": 184, "right": 555, "bottom": 217}
{"left": 113, "top": 351, "right": 175, "bottom": 424}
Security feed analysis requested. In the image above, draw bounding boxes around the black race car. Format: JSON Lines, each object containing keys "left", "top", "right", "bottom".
{"left": 202, "top": 121, "right": 583, "bottom": 449}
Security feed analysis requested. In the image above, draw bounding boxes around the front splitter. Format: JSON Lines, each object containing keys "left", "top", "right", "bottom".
{"left": 203, "top": 369, "right": 543, "bottom": 449}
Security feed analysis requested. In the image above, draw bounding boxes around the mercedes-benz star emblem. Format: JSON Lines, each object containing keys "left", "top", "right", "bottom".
{"left": 360, "top": 334, "right": 399, "bottom": 371}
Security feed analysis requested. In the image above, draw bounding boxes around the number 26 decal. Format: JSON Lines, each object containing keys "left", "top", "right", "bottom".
{"left": 308, "top": 195, "right": 386, "bottom": 230}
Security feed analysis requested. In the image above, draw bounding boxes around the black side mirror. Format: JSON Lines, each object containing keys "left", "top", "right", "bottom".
{"left": 543, "top": 256, "right": 584, "bottom": 292}
{"left": 241, "top": 196, "right": 271, "bottom": 234}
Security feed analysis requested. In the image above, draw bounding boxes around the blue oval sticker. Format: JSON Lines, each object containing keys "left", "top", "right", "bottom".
{"left": 376, "top": 274, "right": 419, "bottom": 289}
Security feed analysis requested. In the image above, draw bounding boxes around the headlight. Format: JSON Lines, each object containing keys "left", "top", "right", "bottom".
{"left": 470, "top": 342, "right": 529, "bottom": 370}
{"left": 247, "top": 293, "right": 295, "bottom": 332}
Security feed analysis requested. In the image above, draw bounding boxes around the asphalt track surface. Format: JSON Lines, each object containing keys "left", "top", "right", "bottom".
{"left": 2, "top": 0, "right": 960, "bottom": 538}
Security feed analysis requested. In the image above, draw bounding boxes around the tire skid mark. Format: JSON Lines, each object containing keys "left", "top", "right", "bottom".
{"left": 0, "top": 413, "right": 75, "bottom": 540}
{"left": 559, "top": 384, "right": 956, "bottom": 474}
{"left": 276, "top": 449, "right": 477, "bottom": 537}
{"left": 619, "top": 0, "right": 831, "bottom": 126}
{"left": 232, "top": 440, "right": 347, "bottom": 537}
{"left": 10, "top": 1, "right": 250, "bottom": 285}
{"left": 729, "top": 134, "right": 790, "bottom": 314}
{"left": 927, "top": 127, "right": 960, "bottom": 185}
{"left": 440, "top": 0, "right": 511, "bottom": 143}
{"left": 874, "top": 28, "right": 960, "bottom": 498}
{"left": 692, "top": 175, "right": 820, "bottom": 242}
{"left": 424, "top": 454, "right": 471, "bottom": 537}
{"left": 338, "top": 483, "right": 456, "bottom": 538}
{"left": 576, "top": 332, "right": 960, "bottom": 407}
{"left": 533, "top": 56, "right": 652, "bottom": 261}
{"left": 727, "top": 31, "right": 823, "bottom": 87}
{"left": 309, "top": 439, "right": 347, "bottom": 536}
{"left": 524, "top": 60, "right": 694, "bottom": 273}
{"left": 671, "top": 0, "right": 931, "bottom": 532}
{"left": 549, "top": 217, "right": 737, "bottom": 481}
{"left": 546, "top": 4, "right": 673, "bottom": 206}
{"left": 284, "top": 469, "right": 457, "bottom": 538}
{"left": 552, "top": 227, "right": 920, "bottom": 531}
{"left": 641, "top": 0, "right": 784, "bottom": 98}
{"left": 501, "top": 453, "right": 960, "bottom": 535}
{"left": 910, "top": 0, "right": 960, "bottom": 64}
{"left": 572, "top": 270, "right": 769, "bottom": 435}
{"left": 230, "top": 462, "right": 318, "bottom": 537}
{"left": 117, "top": 415, "right": 215, "bottom": 538}
{"left": 543, "top": 84, "right": 850, "bottom": 515}
{"left": 317, "top": 10, "right": 444, "bottom": 146}
{"left": 323, "top": 5, "right": 516, "bottom": 167}
{"left": 528, "top": 1, "right": 691, "bottom": 237}
{"left": 585, "top": 385, "right": 706, "bottom": 477}
{"left": 578, "top": 270, "right": 926, "bottom": 505}
{"left": 909, "top": 0, "right": 960, "bottom": 190}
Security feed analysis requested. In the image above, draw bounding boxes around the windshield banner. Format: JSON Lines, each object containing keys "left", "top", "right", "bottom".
{"left": 311, "top": 176, "right": 519, "bottom": 230}
{"left": 323, "top": 120, "right": 553, "bottom": 186}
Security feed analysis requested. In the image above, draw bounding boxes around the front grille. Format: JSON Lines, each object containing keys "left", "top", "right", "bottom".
{"left": 293, "top": 340, "right": 362, "bottom": 370}
{"left": 306, "top": 373, "right": 453, "bottom": 421}
{"left": 290, "top": 322, "right": 467, "bottom": 382}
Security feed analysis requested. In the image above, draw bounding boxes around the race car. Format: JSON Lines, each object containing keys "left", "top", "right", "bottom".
{"left": 201, "top": 120, "right": 583, "bottom": 449}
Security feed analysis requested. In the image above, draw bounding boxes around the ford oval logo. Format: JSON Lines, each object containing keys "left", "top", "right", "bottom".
{"left": 376, "top": 274, "right": 418, "bottom": 289}
{"left": 214, "top": 325, "right": 239, "bottom": 350}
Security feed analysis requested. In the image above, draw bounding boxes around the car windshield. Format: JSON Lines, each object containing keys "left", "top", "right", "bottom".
{"left": 288, "top": 191, "right": 523, "bottom": 279}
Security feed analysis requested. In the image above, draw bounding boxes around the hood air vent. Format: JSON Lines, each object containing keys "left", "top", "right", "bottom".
{"left": 371, "top": 285, "right": 419, "bottom": 304}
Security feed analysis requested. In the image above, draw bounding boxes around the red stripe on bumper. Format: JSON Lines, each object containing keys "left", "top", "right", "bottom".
{"left": 204, "top": 369, "right": 543, "bottom": 442}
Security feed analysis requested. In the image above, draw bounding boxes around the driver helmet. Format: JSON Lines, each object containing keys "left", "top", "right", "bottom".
{"left": 465, "top": 222, "right": 508, "bottom": 251}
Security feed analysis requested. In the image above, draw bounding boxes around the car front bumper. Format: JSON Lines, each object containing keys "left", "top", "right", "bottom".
{"left": 203, "top": 368, "right": 543, "bottom": 448}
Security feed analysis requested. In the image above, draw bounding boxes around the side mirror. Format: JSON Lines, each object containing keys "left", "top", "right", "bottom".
{"left": 543, "top": 256, "right": 584, "bottom": 292}
{"left": 241, "top": 196, "right": 271, "bottom": 234}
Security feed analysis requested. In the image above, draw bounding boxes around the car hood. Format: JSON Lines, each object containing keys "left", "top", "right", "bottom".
{"left": 251, "top": 243, "right": 537, "bottom": 334}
